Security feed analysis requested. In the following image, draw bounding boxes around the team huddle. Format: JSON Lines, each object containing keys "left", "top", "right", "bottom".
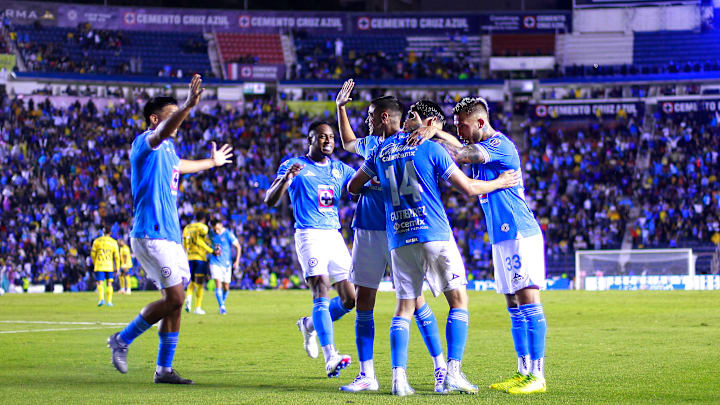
{"left": 105, "top": 75, "right": 548, "bottom": 396}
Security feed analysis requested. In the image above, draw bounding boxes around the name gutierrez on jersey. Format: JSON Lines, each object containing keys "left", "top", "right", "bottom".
{"left": 379, "top": 142, "right": 416, "bottom": 162}
{"left": 390, "top": 206, "right": 427, "bottom": 221}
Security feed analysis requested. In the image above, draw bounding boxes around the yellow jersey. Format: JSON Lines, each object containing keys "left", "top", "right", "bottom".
{"left": 183, "top": 222, "right": 213, "bottom": 261}
{"left": 119, "top": 245, "right": 132, "bottom": 270}
{"left": 91, "top": 235, "right": 119, "bottom": 272}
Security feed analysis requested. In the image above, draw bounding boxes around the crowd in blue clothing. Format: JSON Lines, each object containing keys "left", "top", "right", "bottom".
{"left": 0, "top": 93, "right": 718, "bottom": 292}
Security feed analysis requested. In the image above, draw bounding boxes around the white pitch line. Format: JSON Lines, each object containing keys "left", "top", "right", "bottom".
{"left": 0, "top": 320, "right": 127, "bottom": 326}
{"left": 0, "top": 326, "right": 118, "bottom": 334}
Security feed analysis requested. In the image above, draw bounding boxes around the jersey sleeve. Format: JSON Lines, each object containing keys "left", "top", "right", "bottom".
{"left": 429, "top": 142, "right": 459, "bottom": 181}
{"left": 197, "top": 227, "right": 214, "bottom": 254}
{"left": 360, "top": 148, "right": 378, "bottom": 179}
{"left": 477, "top": 135, "right": 513, "bottom": 164}
{"left": 228, "top": 231, "right": 239, "bottom": 245}
{"left": 341, "top": 163, "right": 356, "bottom": 189}
{"left": 276, "top": 159, "right": 293, "bottom": 178}
{"left": 90, "top": 240, "right": 98, "bottom": 262}
{"left": 131, "top": 131, "right": 155, "bottom": 162}
{"left": 355, "top": 137, "right": 369, "bottom": 158}
{"left": 113, "top": 241, "right": 120, "bottom": 271}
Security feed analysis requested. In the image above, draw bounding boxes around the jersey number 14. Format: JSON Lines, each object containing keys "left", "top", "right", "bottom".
{"left": 385, "top": 161, "right": 423, "bottom": 206}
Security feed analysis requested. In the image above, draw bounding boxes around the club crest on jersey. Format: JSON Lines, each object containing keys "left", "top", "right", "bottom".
{"left": 318, "top": 185, "right": 334, "bottom": 211}
{"left": 161, "top": 267, "right": 172, "bottom": 278}
{"left": 308, "top": 258, "right": 318, "bottom": 267}
{"left": 331, "top": 168, "right": 341, "bottom": 179}
{"left": 501, "top": 223, "right": 510, "bottom": 232}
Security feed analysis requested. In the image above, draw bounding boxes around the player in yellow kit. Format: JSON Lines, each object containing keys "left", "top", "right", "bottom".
{"left": 91, "top": 228, "right": 120, "bottom": 307}
{"left": 182, "top": 213, "right": 214, "bottom": 315}
{"left": 118, "top": 239, "right": 133, "bottom": 295}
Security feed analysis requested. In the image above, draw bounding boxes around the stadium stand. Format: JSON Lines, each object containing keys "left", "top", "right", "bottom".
{"left": 216, "top": 33, "right": 284, "bottom": 64}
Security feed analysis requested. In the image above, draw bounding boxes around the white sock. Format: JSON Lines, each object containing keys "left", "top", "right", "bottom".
{"left": 531, "top": 358, "right": 545, "bottom": 379}
{"left": 321, "top": 344, "right": 335, "bottom": 362}
{"left": 304, "top": 317, "right": 315, "bottom": 333}
{"left": 448, "top": 359, "right": 461, "bottom": 374}
{"left": 156, "top": 366, "right": 172, "bottom": 374}
{"left": 518, "top": 355, "right": 531, "bottom": 375}
{"left": 392, "top": 366, "right": 406, "bottom": 381}
{"left": 432, "top": 354, "right": 447, "bottom": 370}
{"left": 360, "top": 360, "right": 375, "bottom": 378}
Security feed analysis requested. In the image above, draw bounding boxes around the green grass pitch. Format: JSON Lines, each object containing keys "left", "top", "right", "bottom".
{"left": 0, "top": 290, "right": 718, "bottom": 404}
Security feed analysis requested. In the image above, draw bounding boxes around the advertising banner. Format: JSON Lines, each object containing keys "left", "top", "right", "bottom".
{"left": 2, "top": 2, "right": 569, "bottom": 34}
{"left": 585, "top": 275, "right": 720, "bottom": 291}
{"left": 531, "top": 101, "right": 644, "bottom": 120}
{"left": 226, "top": 64, "right": 284, "bottom": 81}
{"left": 489, "top": 56, "right": 555, "bottom": 71}
{"left": 659, "top": 98, "right": 720, "bottom": 115}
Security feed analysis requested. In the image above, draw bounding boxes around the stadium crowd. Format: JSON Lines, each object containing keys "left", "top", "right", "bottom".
{"left": 0, "top": 92, "right": 718, "bottom": 293}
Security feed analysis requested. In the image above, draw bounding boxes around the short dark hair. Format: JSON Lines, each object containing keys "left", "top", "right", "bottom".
{"left": 371, "top": 96, "right": 403, "bottom": 117}
{"left": 143, "top": 96, "right": 178, "bottom": 126}
{"left": 212, "top": 216, "right": 224, "bottom": 226}
{"left": 409, "top": 100, "right": 445, "bottom": 121}
{"left": 196, "top": 211, "right": 208, "bottom": 223}
{"left": 308, "top": 120, "right": 333, "bottom": 136}
{"left": 453, "top": 97, "right": 490, "bottom": 118}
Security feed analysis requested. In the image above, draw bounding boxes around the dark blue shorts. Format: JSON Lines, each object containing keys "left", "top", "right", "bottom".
{"left": 95, "top": 271, "right": 114, "bottom": 281}
{"left": 189, "top": 260, "right": 209, "bottom": 278}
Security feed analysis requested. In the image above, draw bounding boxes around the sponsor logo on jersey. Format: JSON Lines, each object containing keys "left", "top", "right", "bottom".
{"left": 303, "top": 170, "right": 316, "bottom": 176}
{"left": 488, "top": 137, "right": 501, "bottom": 147}
{"left": 378, "top": 141, "right": 416, "bottom": 162}
{"left": 450, "top": 273, "right": 460, "bottom": 280}
{"left": 331, "top": 168, "right": 341, "bottom": 179}
{"left": 318, "top": 185, "right": 334, "bottom": 211}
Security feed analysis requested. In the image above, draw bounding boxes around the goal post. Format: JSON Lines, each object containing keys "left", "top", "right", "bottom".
{"left": 575, "top": 249, "right": 695, "bottom": 291}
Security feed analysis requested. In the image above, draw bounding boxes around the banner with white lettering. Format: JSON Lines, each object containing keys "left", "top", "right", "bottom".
{"left": 226, "top": 64, "right": 284, "bottom": 81}
{"left": 531, "top": 101, "right": 644, "bottom": 120}
{"left": 1, "top": 2, "right": 569, "bottom": 34}
{"left": 659, "top": 98, "right": 720, "bottom": 115}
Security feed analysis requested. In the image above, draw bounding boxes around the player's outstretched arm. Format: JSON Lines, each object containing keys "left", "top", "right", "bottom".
{"left": 441, "top": 142, "right": 487, "bottom": 165}
{"left": 179, "top": 142, "right": 233, "bottom": 174}
{"left": 336, "top": 79, "right": 359, "bottom": 154}
{"left": 407, "top": 126, "right": 463, "bottom": 148}
{"left": 448, "top": 169, "right": 520, "bottom": 196}
{"left": 147, "top": 74, "right": 204, "bottom": 149}
{"left": 347, "top": 169, "right": 372, "bottom": 195}
{"left": 264, "top": 163, "right": 304, "bottom": 206}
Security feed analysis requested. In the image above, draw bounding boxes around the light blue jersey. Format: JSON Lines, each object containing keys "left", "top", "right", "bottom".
{"left": 352, "top": 136, "right": 386, "bottom": 231}
{"left": 277, "top": 156, "right": 356, "bottom": 230}
{"left": 471, "top": 132, "right": 541, "bottom": 244}
{"left": 361, "top": 133, "right": 458, "bottom": 250}
{"left": 209, "top": 229, "right": 238, "bottom": 268}
{"left": 130, "top": 130, "right": 182, "bottom": 244}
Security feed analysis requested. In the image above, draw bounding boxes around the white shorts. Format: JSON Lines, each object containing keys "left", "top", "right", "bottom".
{"left": 492, "top": 233, "right": 546, "bottom": 294}
{"left": 210, "top": 264, "right": 231, "bottom": 284}
{"left": 295, "top": 229, "right": 352, "bottom": 284}
{"left": 131, "top": 238, "right": 190, "bottom": 290}
{"left": 349, "top": 229, "right": 391, "bottom": 290}
{"left": 390, "top": 237, "right": 467, "bottom": 299}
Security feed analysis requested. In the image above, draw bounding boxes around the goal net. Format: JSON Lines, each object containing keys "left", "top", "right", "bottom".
{"left": 575, "top": 249, "right": 695, "bottom": 291}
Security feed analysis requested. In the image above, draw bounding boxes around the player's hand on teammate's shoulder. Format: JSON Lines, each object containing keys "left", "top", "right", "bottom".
{"left": 496, "top": 169, "right": 521, "bottom": 189}
{"left": 336, "top": 79, "right": 354, "bottom": 107}
{"left": 407, "top": 126, "right": 439, "bottom": 146}
{"left": 211, "top": 142, "right": 233, "bottom": 167}
{"left": 283, "top": 163, "right": 305, "bottom": 182}
{"left": 184, "top": 74, "right": 205, "bottom": 109}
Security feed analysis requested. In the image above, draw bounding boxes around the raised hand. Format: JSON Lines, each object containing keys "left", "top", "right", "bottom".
{"left": 185, "top": 74, "right": 205, "bottom": 109}
{"left": 407, "top": 126, "right": 439, "bottom": 146}
{"left": 282, "top": 163, "right": 305, "bottom": 182}
{"left": 336, "top": 79, "right": 354, "bottom": 107}
{"left": 211, "top": 142, "right": 233, "bottom": 167}
{"left": 496, "top": 170, "right": 521, "bottom": 189}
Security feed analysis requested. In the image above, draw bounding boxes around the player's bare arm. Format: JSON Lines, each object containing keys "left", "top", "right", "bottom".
{"left": 264, "top": 163, "right": 305, "bottom": 206}
{"left": 179, "top": 142, "right": 233, "bottom": 174}
{"left": 148, "top": 74, "right": 204, "bottom": 148}
{"left": 336, "top": 79, "right": 359, "bottom": 153}
{"left": 347, "top": 169, "right": 372, "bottom": 195}
{"left": 441, "top": 142, "right": 486, "bottom": 165}
{"left": 407, "top": 126, "right": 462, "bottom": 147}
{"left": 448, "top": 169, "right": 520, "bottom": 196}
{"left": 233, "top": 240, "right": 241, "bottom": 269}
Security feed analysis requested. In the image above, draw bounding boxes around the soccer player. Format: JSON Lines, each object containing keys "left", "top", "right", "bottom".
{"left": 91, "top": 227, "right": 120, "bottom": 307}
{"left": 347, "top": 101, "right": 520, "bottom": 396}
{"left": 182, "top": 212, "right": 214, "bottom": 315}
{"left": 411, "top": 97, "right": 548, "bottom": 394}
{"left": 335, "top": 81, "right": 449, "bottom": 393}
{"left": 118, "top": 239, "right": 133, "bottom": 295}
{"left": 208, "top": 218, "right": 241, "bottom": 315}
{"left": 107, "top": 74, "right": 233, "bottom": 384}
{"left": 264, "top": 121, "right": 356, "bottom": 379}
